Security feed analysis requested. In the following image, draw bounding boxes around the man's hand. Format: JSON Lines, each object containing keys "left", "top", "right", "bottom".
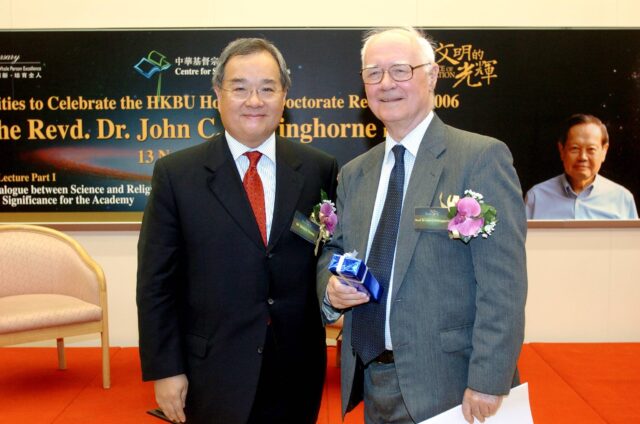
{"left": 154, "top": 374, "right": 189, "bottom": 423}
{"left": 326, "top": 275, "right": 370, "bottom": 309}
{"left": 461, "top": 388, "right": 503, "bottom": 423}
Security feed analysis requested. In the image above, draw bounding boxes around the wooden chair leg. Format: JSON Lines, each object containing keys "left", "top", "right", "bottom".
{"left": 101, "top": 330, "right": 111, "bottom": 389}
{"left": 56, "top": 338, "right": 66, "bottom": 370}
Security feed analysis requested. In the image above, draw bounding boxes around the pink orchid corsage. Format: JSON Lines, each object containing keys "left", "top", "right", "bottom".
{"left": 443, "top": 190, "right": 497, "bottom": 244}
{"left": 310, "top": 190, "right": 338, "bottom": 255}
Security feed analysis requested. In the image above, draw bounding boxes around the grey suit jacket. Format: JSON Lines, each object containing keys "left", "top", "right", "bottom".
{"left": 317, "top": 114, "right": 527, "bottom": 421}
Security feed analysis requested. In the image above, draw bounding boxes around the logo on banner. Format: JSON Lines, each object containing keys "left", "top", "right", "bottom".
{"left": 0, "top": 54, "right": 43, "bottom": 80}
{"left": 133, "top": 50, "right": 172, "bottom": 96}
{"left": 435, "top": 42, "right": 498, "bottom": 88}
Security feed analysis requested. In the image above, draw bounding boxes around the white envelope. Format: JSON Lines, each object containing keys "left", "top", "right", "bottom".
{"left": 419, "top": 383, "right": 534, "bottom": 424}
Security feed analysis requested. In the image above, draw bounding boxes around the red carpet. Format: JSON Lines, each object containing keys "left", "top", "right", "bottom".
{"left": 1, "top": 344, "right": 639, "bottom": 423}
{"left": 524, "top": 343, "right": 640, "bottom": 423}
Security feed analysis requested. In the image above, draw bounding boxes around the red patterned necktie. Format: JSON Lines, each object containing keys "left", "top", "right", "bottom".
{"left": 243, "top": 151, "right": 267, "bottom": 245}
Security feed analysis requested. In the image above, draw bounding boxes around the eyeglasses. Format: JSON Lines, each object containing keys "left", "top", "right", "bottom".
{"left": 220, "top": 85, "right": 283, "bottom": 101}
{"left": 360, "top": 63, "right": 431, "bottom": 85}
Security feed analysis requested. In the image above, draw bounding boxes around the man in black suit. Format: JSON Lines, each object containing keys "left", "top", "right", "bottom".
{"left": 137, "top": 38, "right": 338, "bottom": 424}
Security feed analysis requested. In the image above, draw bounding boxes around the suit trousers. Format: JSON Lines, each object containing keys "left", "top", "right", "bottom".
{"left": 247, "top": 325, "right": 286, "bottom": 424}
{"left": 246, "top": 325, "right": 321, "bottom": 424}
{"left": 363, "top": 361, "right": 414, "bottom": 424}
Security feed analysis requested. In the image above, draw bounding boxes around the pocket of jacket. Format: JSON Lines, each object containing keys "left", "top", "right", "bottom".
{"left": 439, "top": 324, "right": 473, "bottom": 353}
{"left": 185, "top": 333, "right": 209, "bottom": 358}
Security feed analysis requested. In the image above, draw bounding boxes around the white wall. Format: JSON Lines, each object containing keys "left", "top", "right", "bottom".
{"left": 2, "top": 0, "right": 640, "bottom": 346}
{"left": 3, "top": 0, "right": 640, "bottom": 28}
{"left": 68, "top": 226, "right": 640, "bottom": 346}
{"left": 525, "top": 226, "right": 640, "bottom": 341}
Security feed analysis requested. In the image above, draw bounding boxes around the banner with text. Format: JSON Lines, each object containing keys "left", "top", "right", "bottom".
{"left": 1, "top": 29, "right": 639, "bottom": 222}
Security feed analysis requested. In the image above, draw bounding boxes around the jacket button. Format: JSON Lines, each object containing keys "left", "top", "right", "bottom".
{"left": 267, "top": 298, "right": 275, "bottom": 305}
{"left": 257, "top": 346, "right": 264, "bottom": 354}
{"left": 266, "top": 253, "right": 274, "bottom": 259}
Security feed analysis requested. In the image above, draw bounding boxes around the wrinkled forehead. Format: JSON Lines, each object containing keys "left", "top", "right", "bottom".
{"left": 566, "top": 123, "right": 606, "bottom": 146}
{"left": 362, "top": 31, "right": 426, "bottom": 67}
{"left": 224, "top": 52, "right": 281, "bottom": 83}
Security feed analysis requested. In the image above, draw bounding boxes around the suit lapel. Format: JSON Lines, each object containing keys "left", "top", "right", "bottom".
{"left": 392, "top": 114, "right": 447, "bottom": 300}
{"left": 204, "top": 134, "right": 266, "bottom": 250}
{"left": 351, "top": 144, "right": 385, "bottom": 258}
{"left": 267, "top": 137, "right": 305, "bottom": 250}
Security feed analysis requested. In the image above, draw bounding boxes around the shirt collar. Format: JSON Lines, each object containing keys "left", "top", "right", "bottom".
{"left": 384, "top": 111, "right": 434, "bottom": 160}
{"left": 561, "top": 173, "right": 598, "bottom": 197}
{"left": 226, "top": 131, "right": 276, "bottom": 164}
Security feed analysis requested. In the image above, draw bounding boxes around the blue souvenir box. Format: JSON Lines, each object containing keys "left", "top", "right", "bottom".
{"left": 328, "top": 253, "right": 382, "bottom": 302}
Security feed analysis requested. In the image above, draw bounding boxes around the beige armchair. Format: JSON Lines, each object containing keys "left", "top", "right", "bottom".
{"left": 0, "top": 224, "right": 110, "bottom": 388}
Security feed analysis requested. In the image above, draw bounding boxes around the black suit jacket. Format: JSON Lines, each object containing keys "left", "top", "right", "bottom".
{"left": 137, "top": 134, "right": 338, "bottom": 424}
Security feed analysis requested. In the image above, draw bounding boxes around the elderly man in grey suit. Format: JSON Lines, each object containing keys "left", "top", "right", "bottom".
{"left": 317, "top": 27, "right": 527, "bottom": 424}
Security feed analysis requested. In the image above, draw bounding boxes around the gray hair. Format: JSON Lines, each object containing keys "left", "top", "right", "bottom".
{"left": 558, "top": 114, "right": 609, "bottom": 146}
{"left": 360, "top": 27, "right": 436, "bottom": 66}
{"left": 212, "top": 37, "right": 291, "bottom": 91}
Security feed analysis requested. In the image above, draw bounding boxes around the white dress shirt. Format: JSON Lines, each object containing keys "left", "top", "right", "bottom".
{"left": 225, "top": 131, "right": 277, "bottom": 242}
{"left": 365, "top": 112, "right": 434, "bottom": 350}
